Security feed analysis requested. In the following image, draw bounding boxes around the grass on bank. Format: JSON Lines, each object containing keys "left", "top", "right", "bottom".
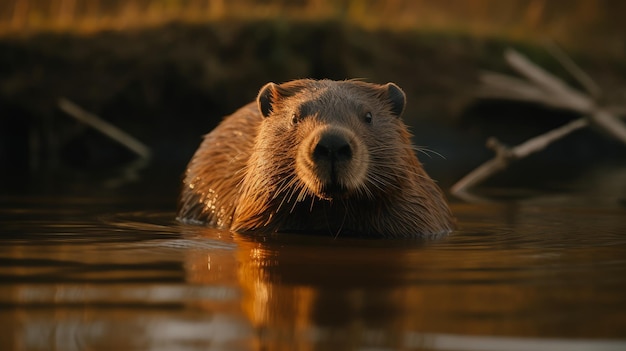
{"left": 1, "top": 0, "right": 624, "bottom": 57}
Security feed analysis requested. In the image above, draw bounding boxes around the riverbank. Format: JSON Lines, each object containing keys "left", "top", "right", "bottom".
{"left": 1, "top": 20, "right": 625, "bottom": 191}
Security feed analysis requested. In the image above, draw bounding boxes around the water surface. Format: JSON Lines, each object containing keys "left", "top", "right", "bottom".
{"left": 1, "top": 167, "right": 626, "bottom": 350}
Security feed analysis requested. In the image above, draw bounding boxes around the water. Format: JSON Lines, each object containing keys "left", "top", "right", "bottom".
{"left": 1, "top": 166, "right": 626, "bottom": 351}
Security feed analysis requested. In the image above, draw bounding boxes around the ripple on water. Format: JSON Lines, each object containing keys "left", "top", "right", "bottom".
{"left": 2, "top": 194, "right": 626, "bottom": 346}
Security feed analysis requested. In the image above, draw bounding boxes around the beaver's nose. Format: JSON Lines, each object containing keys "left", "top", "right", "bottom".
{"left": 313, "top": 132, "right": 352, "bottom": 163}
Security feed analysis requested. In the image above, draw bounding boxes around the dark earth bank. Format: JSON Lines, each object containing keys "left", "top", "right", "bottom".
{"left": 1, "top": 20, "right": 625, "bottom": 194}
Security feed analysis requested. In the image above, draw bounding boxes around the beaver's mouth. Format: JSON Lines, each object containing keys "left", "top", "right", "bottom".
{"left": 317, "top": 181, "right": 350, "bottom": 200}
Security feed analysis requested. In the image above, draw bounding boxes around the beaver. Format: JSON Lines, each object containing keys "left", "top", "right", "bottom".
{"left": 178, "top": 79, "right": 454, "bottom": 238}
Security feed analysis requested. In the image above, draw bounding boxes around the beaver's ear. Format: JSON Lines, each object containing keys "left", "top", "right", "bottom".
{"left": 257, "top": 82, "right": 278, "bottom": 118}
{"left": 383, "top": 83, "right": 406, "bottom": 117}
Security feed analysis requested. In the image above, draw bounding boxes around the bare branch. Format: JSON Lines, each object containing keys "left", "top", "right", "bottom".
{"left": 511, "top": 118, "right": 588, "bottom": 158}
{"left": 477, "top": 71, "right": 576, "bottom": 111}
{"left": 58, "top": 98, "right": 151, "bottom": 160}
{"left": 450, "top": 158, "right": 508, "bottom": 196}
{"left": 505, "top": 49, "right": 593, "bottom": 112}
{"left": 544, "top": 40, "right": 602, "bottom": 99}
{"left": 590, "top": 109, "right": 626, "bottom": 144}
{"left": 452, "top": 48, "right": 626, "bottom": 197}
{"left": 451, "top": 118, "right": 588, "bottom": 196}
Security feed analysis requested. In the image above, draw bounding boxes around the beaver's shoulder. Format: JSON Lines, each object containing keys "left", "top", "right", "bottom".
{"left": 178, "top": 103, "right": 260, "bottom": 226}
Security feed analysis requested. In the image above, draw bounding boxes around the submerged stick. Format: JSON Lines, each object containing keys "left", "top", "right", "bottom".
{"left": 58, "top": 98, "right": 151, "bottom": 159}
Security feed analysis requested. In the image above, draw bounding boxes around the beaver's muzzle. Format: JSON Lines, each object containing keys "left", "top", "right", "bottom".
{"left": 297, "top": 126, "right": 368, "bottom": 199}
{"left": 312, "top": 131, "right": 352, "bottom": 170}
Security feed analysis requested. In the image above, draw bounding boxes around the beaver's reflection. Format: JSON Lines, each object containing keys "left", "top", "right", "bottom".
{"left": 185, "top": 229, "right": 426, "bottom": 349}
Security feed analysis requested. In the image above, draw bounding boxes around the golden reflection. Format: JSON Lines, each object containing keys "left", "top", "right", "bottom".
{"left": 1, "top": 201, "right": 626, "bottom": 349}
{"left": 183, "top": 211, "right": 626, "bottom": 349}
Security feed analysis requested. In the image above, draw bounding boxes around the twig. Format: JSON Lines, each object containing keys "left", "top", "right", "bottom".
{"left": 504, "top": 49, "right": 592, "bottom": 112}
{"left": 544, "top": 40, "right": 602, "bottom": 99}
{"left": 451, "top": 118, "right": 588, "bottom": 195}
{"left": 502, "top": 50, "right": 626, "bottom": 143}
{"left": 590, "top": 109, "right": 626, "bottom": 143}
{"left": 477, "top": 71, "right": 577, "bottom": 111}
{"left": 451, "top": 47, "right": 626, "bottom": 196}
{"left": 477, "top": 72, "right": 626, "bottom": 120}
{"left": 58, "top": 98, "right": 151, "bottom": 159}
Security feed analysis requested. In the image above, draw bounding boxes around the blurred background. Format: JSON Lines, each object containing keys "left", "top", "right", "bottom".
{"left": 1, "top": 0, "right": 625, "bottom": 196}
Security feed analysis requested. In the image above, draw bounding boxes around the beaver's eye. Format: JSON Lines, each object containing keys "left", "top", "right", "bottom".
{"left": 291, "top": 113, "right": 299, "bottom": 125}
{"left": 364, "top": 112, "right": 373, "bottom": 124}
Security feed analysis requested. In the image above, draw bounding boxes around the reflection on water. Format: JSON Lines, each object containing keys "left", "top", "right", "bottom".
{"left": 1, "top": 177, "right": 626, "bottom": 350}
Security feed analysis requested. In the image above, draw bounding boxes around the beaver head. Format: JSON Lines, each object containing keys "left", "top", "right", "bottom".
{"left": 255, "top": 79, "right": 405, "bottom": 200}
{"left": 231, "top": 79, "right": 444, "bottom": 233}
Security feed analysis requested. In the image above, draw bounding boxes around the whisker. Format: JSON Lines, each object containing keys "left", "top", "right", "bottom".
{"left": 368, "top": 144, "right": 447, "bottom": 161}
{"left": 413, "top": 146, "right": 447, "bottom": 160}
{"left": 333, "top": 200, "right": 349, "bottom": 239}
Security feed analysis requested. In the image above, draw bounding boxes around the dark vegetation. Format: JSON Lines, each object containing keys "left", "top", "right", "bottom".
{"left": 0, "top": 21, "right": 482, "bottom": 174}
{"left": 1, "top": 1, "right": 625, "bottom": 193}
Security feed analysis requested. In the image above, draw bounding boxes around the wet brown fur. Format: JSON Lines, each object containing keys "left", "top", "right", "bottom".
{"left": 178, "top": 79, "right": 454, "bottom": 238}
